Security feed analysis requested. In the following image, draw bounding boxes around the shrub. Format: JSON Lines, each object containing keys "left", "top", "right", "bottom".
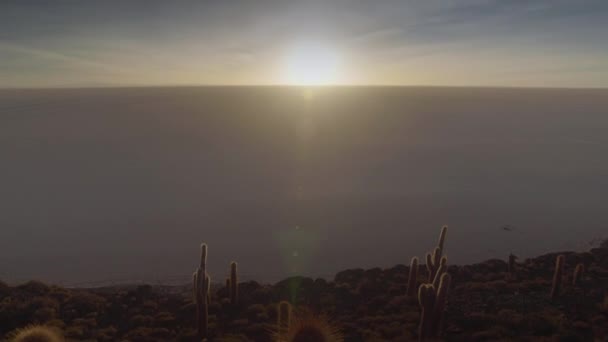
{"left": 123, "top": 327, "right": 173, "bottom": 341}
{"left": 17, "top": 281, "right": 50, "bottom": 296}
{"left": 7, "top": 325, "right": 63, "bottom": 342}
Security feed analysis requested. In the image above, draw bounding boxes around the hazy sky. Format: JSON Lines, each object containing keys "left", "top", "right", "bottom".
{"left": 1, "top": 0, "right": 608, "bottom": 88}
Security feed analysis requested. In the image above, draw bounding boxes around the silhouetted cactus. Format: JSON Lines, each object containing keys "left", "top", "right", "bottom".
{"left": 418, "top": 273, "right": 451, "bottom": 341}
{"left": 193, "top": 243, "right": 211, "bottom": 339}
{"left": 551, "top": 254, "right": 564, "bottom": 300}
{"left": 425, "top": 253, "right": 434, "bottom": 281}
{"left": 437, "top": 225, "right": 447, "bottom": 255}
{"left": 432, "top": 257, "right": 448, "bottom": 290}
{"left": 426, "top": 247, "right": 441, "bottom": 281}
{"left": 418, "top": 284, "right": 435, "bottom": 341}
{"left": 277, "top": 301, "right": 292, "bottom": 342}
{"left": 230, "top": 261, "right": 239, "bottom": 305}
{"left": 407, "top": 257, "right": 419, "bottom": 297}
{"left": 508, "top": 253, "right": 517, "bottom": 275}
{"left": 426, "top": 226, "right": 448, "bottom": 281}
{"left": 432, "top": 273, "right": 451, "bottom": 336}
{"left": 573, "top": 263, "right": 584, "bottom": 286}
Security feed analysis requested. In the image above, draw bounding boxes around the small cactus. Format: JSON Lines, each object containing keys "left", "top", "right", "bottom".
{"left": 193, "top": 243, "right": 211, "bottom": 339}
{"left": 573, "top": 263, "right": 584, "bottom": 286}
{"left": 407, "top": 257, "right": 419, "bottom": 297}
{"left": 230, "top": 261, "right": 239, "bottom": 305}
{"left": 551, "top": 254, "right": 564, "bottom": 300}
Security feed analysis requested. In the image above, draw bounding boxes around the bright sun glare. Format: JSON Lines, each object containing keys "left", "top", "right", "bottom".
{"left": 284, "top": 43, "right": 340, "bottom": 85}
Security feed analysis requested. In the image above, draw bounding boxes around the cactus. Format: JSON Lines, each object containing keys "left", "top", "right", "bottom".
{"left": 432, "top": 257, "right": 447, "bottom": 290}
{"left": 417, "top": 272, "right": 451, "bottom": 341}
{"left": 277, "top": 301, "right": 292, "bottom": 342}
{"left": 437, "top": 225, "right": 448, "bottom": 255}
{"left": 427, "top": 248, "right": 447, "bottom": 282}
{"left": 193, "top": 243, "right": 211, "bottom": 339}
{"left": 230, "top": 261, "right": 239, "bottom": 305}
{"left": 418, "top": 284, "right": 435, "bottom": 341}
{"left": 431, "top": 273, "right": 451, "bottom": 336}
{"left": 573, "top": 263, "right": 584, "bottom": 286}
{"left": 508, "top": 253, "right": 517, "bottom": 275}
{"left": 426, "top": 226, "right": 448, "bottom": 281}
{"left": 425, "top": 253, "right": 434, "bottom": 281}
{"left": 426, "top": 247, "right": 441, "bottom": 281}
{"left": 200, "top": 243, "right": 207, "bottom": 271}
{"left": 551, "top": 254, "right": 564, "bottom": 300}
{"left": 407, "top": 257, "right": 419, "bottom": 297}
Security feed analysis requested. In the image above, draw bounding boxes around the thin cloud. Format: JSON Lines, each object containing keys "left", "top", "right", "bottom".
{"left": 0, "top": 41, "right": 131, "bottom": 74}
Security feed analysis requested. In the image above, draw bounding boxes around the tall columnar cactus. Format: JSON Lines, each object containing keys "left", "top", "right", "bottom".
{"left": 426, "top": 247, "right": 440, "bottom": 282}
{"left": 437, "top": 225, "right": 448, "bottom": 255}
{"left": 193, "top": 243, "right": 211, "bottom": 339}
{"left": 230, "top": 261, "right": 239, "bottom": 305}
{"left": 432, "top": 257, "right": 448, "bottom": 290}
{"left": 407, "top": 257, "right": 419, "bottom": 297}
{"left": 573, "top": 263, "right": 584, "bottom": 286}
{"left": 418, "top": 274, "right": 451, "bottom": 341}
{"left": 508, "top": 253, "right": 517, "bottom": 275}
{"left": 418, "top": 284, "right": 435, "bottom": 340}
{"left": 551, "top": 254, "right": 565, "bottom": 300}
{"left": 432, "top": 273, "right": 451, "bottom": 335}
{"left": 427, "top": 226, "right": 448, "bottom": 281}
{"left": 277, "top": 301, "right": 292, "bottom": 342}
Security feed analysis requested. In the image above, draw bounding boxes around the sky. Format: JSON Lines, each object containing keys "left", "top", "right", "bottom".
{"left": 1, "top": 0, "right": 608, "bottom": 88}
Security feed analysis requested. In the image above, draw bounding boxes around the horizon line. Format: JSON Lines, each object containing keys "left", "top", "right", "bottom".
{"left": 2, "top": 84, "right": 608, "bottom": 91}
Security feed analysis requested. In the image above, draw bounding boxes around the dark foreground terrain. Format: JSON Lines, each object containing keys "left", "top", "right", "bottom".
{"left": 1, "top": 243, "right": 607, "bottom": 341}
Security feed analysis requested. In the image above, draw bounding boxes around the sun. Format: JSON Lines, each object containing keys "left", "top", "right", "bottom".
{"left": 283, "top": 43, "right": 340, "bottom": 85}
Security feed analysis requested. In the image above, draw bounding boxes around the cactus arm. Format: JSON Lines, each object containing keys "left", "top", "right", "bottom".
{"left": 230, "top": 261, "right": 239, "bottom": 305}
{"left": 551, "top": 255, "right": 564, "bottom": 300}
{"left": 407, "top": 257, "right": 419, "bottom": 297}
